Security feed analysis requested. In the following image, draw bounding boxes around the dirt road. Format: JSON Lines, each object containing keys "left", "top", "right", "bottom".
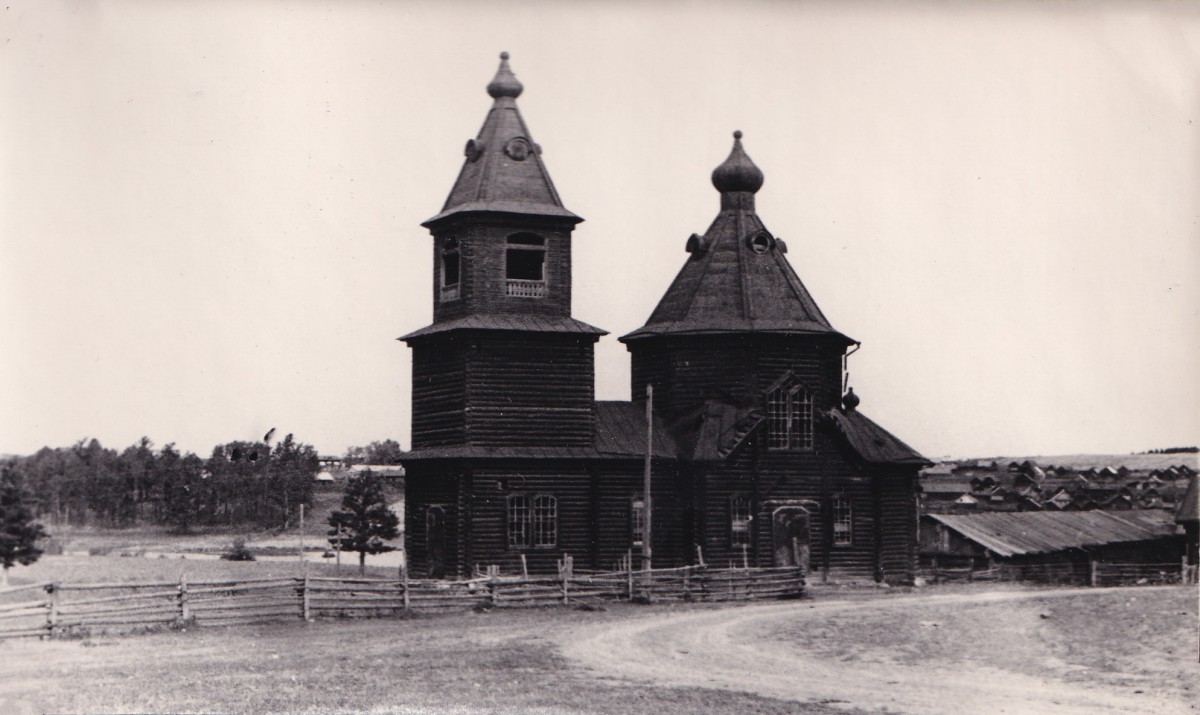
{"left": 560, "top": 586, "right": 1194, "bottom": 715}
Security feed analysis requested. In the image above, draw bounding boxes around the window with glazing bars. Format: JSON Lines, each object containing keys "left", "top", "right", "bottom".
{"left": 532, "top": 495, "right": 557, "bottom": 548}
{"left": 832, "top": 495, "right": 852, "bottom": 546}
{"left": 630, "top": 497, "right": 646, "bottom": 547}
{"left": 507, "top": 493, "right": 557, "bottom": 549}
{"left": 507, "top": 495, "right": 530, "bottom": 548}
{"left": 730, "top": 495, "right": 751, "bottom": 547}
{"left": 767, "top": 384, "right": 813, "bottom": 450}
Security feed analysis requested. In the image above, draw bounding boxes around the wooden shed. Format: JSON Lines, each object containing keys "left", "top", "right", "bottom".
{"left": 920, "top": 510, "right": 1184, "bottom": 583}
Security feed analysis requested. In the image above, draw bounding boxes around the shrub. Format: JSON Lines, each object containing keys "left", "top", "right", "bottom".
{"left": 220, "top": 538, "right": 256, "bottom": 561}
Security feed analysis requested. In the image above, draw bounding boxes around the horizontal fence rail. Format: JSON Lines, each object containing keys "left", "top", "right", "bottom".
{"left": 0, "top": 560, "right": 806, "bottom": 640}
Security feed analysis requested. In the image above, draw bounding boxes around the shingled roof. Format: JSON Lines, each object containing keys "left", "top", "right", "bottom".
{"left": 622, "top": 132, "right": 853, "bottom": 344}
{"left": 400, "top": 314, "right": 605, "bottom": 341}
{"left": 424, "top": 53, "right": 580, "bottom": 227}
{"left": 824, "top": 407, "right": 932, "bottom": 466}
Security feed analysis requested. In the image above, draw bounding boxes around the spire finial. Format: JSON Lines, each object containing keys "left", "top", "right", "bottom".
{"left": 712, "top": 130, "right": 763, "bottom": 194}
{"left": 487, "top": 51, "right": 523, "bottom": 99}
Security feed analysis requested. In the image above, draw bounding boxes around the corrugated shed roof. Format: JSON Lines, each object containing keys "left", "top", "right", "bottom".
{"left": 1176, "top": 476, "right": 1198, "bottom": 524}
{"left": 926, "top": 510, "right": 1179, "bottom": 557}
{"left": 825, "top": 408, "right": 931, "bottom": 466}
{"left": 593, "top": 401, "right": 679, "bottom": 458}
{"left": 400, "top": 314, "right": 606, "bottom": 341}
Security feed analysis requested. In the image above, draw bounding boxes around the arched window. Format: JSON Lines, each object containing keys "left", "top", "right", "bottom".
{"left": 767, "top": 382, "right": 813, "bottom": 451}
{"left": 440, "top": 237, "right": 460, "bottom": 301}
{"left": 505, "top": 233, "right": 546, "bottom": 298}
{"left": 832, "top": 495, "right": 852, "bottom": 546}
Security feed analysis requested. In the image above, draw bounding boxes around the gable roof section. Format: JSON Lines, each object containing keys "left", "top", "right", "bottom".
{"left": 593, "top": 401, "right": 679, "bottom": 458}
{"left": 1177, "top": 475, "right": 1198, "bottom": 524}
{"left": 824, "top": 408, "right": 931, "bottom": 466}
{"left": 926, "top": 510, "right": 1178, "bottom": 558}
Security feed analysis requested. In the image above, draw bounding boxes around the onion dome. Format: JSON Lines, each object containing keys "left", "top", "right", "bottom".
{"left": 842, "top": 387, "right": 860, "bottom": 412}
{"left": 711, "top": 130, "right": 764, "bottom": 194}
{"left": 486, "top": 51, "right": 523, "bottom": 99}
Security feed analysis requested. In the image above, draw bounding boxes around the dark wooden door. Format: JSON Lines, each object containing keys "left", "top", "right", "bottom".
{"left": 771, "top": 507, "right": 810, "bottom": 570}
{"left": 426, "top": 505, "right": 446, "bottom": 579}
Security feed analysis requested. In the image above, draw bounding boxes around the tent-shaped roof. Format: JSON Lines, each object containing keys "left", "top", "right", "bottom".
{"left": 621, "top": 133, "right": 853, "bottom": 344}
{"left": 424, "top": 53, "right": 580, "bottom": 227}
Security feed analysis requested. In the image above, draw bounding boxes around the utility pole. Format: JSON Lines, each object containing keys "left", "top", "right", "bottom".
{"left": 299, "top": 503, "right": 305, "bottom": 563}
{"left": 643, "top": 383, "right": 653, "bottom": 572}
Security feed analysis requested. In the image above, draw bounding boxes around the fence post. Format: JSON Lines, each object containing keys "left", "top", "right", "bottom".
{"left": 932, "top": 555, "right": 940, "bottom": 584}
{"left": 489, "top": 576, "right": 499, "bottom": 607}
{"left": 695, "top": 544, "right": 705, "bottom": 567}
{"left": 401, "top": 565, "right": 410, "bottom": 611}
{"left": 44, "top": 583, "right": 59, "bottom": 639}
{"left": 626, "top": 551, "right": 633, "bottom": 600}
{"left": 301, "top": 574, "right": 311, "bottom": 621}
{"left": 178, "top": 573, "right": 190, "bottom": 623}
{"left": 1090, "top": 559, "right": 1099, "bottom": 587}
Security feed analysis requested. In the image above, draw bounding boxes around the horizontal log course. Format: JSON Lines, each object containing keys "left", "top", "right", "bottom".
{"left": 57, "top": 615, "right": 179, "bottom": 629}
{"left": 187, "top": 582, "right": 299, "bottom": 596}
{"left": 0, "top": 599, "right": 47, "bottom": 615}
{"left": 57, "top": 580, "right": 181, "bottom": 592}
{"left": 0, "top": 626, "right": 53, "bottom": 638}
{"left": 59, "top": 603, "right": 180, "bottom": 620}
{"left": 188, "top": 598, "right": 299, "bottom": 612}
{"left": 58, "top": 589, "right": 181, "bottom": 608}
{"left": 0, "top": 582, "right": 52, "bottom": 596}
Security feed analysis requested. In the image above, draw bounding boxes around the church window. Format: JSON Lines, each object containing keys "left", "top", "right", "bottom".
{"left": 505, "top": 233, "right": 546, "bottom": 298}
{"left": 507, "top": 495, "right": 530, "bottom": 548}
{"left": 507, "top": 493, "right": 557, "bottom": 549}
{"left": 767, "top": 383, "right": 813, "bottom": 451}
{"left": 630, "top": 496, "right": 646, "bottom": 547}
{"left": 440, "top": 238, "right": 460, "bottom": 301}
{"left": 832, "top": 495, "right": 852, "bottom": 546}
{"left": 730, "top": 495, "right": 751, "bottom": 547}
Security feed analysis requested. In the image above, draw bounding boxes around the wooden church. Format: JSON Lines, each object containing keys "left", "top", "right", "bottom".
{"left": 399, "top": 54, "right": 930, "bottom": 583}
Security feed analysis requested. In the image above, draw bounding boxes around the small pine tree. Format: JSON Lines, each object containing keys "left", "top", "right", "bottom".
{"left": 0, "top": 467, "right": 48, "bottom": 587}
{"left": 328, "top": 471, "right": 400, "bottom": 575}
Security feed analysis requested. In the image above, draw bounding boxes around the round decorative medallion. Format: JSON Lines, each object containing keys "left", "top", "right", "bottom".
{"left": 504, "top": 137, "right": 531, "bottom": 161}
{"left": 464, "top": 139, "right": 484, "bottom": 162}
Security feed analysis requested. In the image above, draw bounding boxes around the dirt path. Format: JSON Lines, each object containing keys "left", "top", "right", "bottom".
{"left": 559, "top": 586, "right": 1192, "bottom": 715}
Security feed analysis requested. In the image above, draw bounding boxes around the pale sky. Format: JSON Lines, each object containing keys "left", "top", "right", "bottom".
{"left": 2, "top": 0, "right": 1197, "bottom": 460}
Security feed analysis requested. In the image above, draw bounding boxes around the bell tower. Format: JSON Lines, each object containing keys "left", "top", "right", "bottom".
{"left": 402, "top": 53, "right": 604, "bottom": 450}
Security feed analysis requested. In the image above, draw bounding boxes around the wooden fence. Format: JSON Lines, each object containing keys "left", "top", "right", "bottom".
{"left": 0, "top": 563, "right": 805, "bottom": 641}
{"left": 919, "top": 558, "right": 1191, "bottom": 587}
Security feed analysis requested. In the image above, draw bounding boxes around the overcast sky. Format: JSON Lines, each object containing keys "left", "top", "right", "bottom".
{"left": 2, "top": 0, "right": 1197, "bottom": 460}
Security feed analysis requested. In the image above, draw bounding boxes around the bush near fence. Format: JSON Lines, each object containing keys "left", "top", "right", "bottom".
{"left": 0, "top": 561, "right": 806, "bottom": 640}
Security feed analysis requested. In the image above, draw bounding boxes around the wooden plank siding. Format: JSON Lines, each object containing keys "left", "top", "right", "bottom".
{"left": 629, "top": 335, "right": 845, "bottom": 418}
{"left": 431, "top": 218, "right": 578, "bottom": 323}
{"left": 466, "top": 333, "right": 595, "bottom": 448}
{"left": 410, "top": 337, "right": 468, "bottom": 448}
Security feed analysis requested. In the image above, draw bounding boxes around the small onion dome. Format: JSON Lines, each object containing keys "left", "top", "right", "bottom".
{"left": 842, "top": 387, "right": 860, "bottom": 411}
{"left": 487, "top": 51, "right": 523, "bottom": 99}
{"left": 711, "top": 130, "right": 764, "bottom": 194}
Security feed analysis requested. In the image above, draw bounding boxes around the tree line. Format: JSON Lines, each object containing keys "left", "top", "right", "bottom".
{"left": 2, "top": 435, "right": 318, "bottom": 532}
